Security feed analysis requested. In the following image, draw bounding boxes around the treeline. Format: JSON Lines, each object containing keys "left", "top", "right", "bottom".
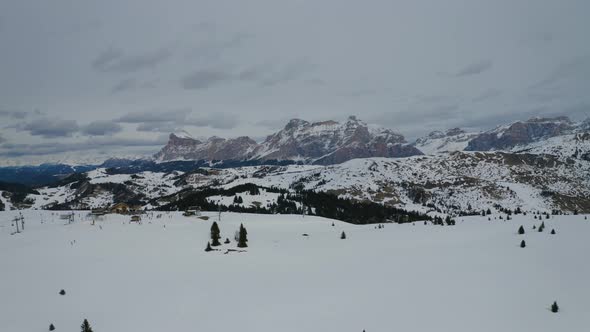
{"left": 156, "top": 183, "right": 430, "bottom": 225}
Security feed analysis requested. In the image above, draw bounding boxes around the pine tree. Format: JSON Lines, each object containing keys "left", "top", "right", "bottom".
{"left": 518, "top": 225, "right": 525, "bottom": 235}
{"left": 551, "top": 229, "right": 556, "bottom": 235}
{"left": 237, "top": 223, "right": 248, "bottom": 248}
{"left": 551, "top": 301, "right": 559, "bottom": 313}
{"left": 486, "top": 208, "right": 492, "bottom": 215}
{"left": 59, "top": 289, "right": 66, "bottom": 296}
{"left": 520, "top": 240, "right": 526, "bottom": 248}
{"left": 49, "top": 324, "right": 55, "bottom": 331}
{"left": 205, "top": 242, "right": 212, "bottom": 252}
{"left": 210, "top": 222, "right": 221, "bottom": 246}
{"left": 341, "top": 231, "right": 346, "bottom": 239}
{"left": 81, "top": 319, "right": 93, "bottom": 332}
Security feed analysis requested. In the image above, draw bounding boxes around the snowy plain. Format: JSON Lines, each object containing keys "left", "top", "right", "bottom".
{"left": 1, "top": 211, "right": 589, "bottom": 332}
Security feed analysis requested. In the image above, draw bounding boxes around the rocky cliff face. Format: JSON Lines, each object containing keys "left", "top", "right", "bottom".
{"left": 154, "top": 134, "right": 258, "bottom": 162}
{"left": 154, "top": 116, "right": 422, "bottom": 164}
{"left": 465, "top": 116, "right": 575, "bottom": 151}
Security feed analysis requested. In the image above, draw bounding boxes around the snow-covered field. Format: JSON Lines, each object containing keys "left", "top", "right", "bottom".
{"left": 1, "top": 211, "right": 589, "bottom": 332}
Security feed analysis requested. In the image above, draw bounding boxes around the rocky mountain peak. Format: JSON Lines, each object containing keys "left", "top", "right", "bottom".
{"left": 154, "top": 116, "right": 420, "bottom": 164}
{"left": 446, "top": 128, "right": 466, "bottom": 136}
{"left": 466, "top": 116, "right": 576, "bottom": 151}
{"left": 284, "top": 118, "right": 310, "bottom": 130}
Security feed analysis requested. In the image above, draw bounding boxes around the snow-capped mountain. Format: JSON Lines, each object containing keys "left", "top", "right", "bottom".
{"left": 154, "top": 116, "right": 422, "bottom": 164}
{"left": 153, "top": 134, "right": 258, "bottom": 162}
{"left": 465, "top": 116, "right": 577, "bottom": 151}
{"left": 3, "top": 114, "right": 590, "bottom": 215}
{"left": 413, "top": 128, "right": 480, "bottom": 154}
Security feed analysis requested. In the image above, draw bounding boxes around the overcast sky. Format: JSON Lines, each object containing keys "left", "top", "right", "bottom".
{"left": 1, "top": 0, "right": 589, "bottom": 165}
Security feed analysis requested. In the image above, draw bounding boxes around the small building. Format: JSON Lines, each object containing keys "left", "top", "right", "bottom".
{"left": 130, "top": 215, "right": 141, "bottom": 223}
{"left": 183, "top": 206, "right": 201, "bottom": 217}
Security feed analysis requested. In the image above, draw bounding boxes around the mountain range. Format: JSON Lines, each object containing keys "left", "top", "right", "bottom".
{"left": 1, "top": 114, "right": 590, "bottom": 215}
{"left": 154, "top": 115, "right": 590, "bottom": 164}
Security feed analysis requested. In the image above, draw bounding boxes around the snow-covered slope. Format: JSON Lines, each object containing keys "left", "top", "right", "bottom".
{"left": 413, "top": 128, "right": 480, "bottom": 154}
{"left": 26, "top": 150, "right": 590, "bottom": 214}
{"left": 1, "top": 210, "right": 589, "bottom": 332}
{"left": 511, "top": 132, "right": 590, "bottom": 161}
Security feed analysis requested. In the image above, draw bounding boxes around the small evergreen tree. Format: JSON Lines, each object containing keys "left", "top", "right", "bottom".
{"left": 551, "top": 301, "right": 559, "bottom": 313}
{"left": 486, "top": 208, "right": 492, "bottom": 215}
{"left": 518, "top": 225, "right": 525, "bottom": 235}
{"left": 237, "top": 223, "right": 248, "bottom": 248}
{"left": 59, "top": 289, "right": 66, "bottom": 296}
{"left": 210, "top": 222, "right": 221, "bottom": 246}
{"left": 224, "top": 238, "right": 230, "bottom": 244}
{"left": 341, "top": 231, "right": 346, "bottom": 239}
{"left": 520, "top": 240, "right": 526, "bottom": 248}
{"left": 205, "top": 242, "right": 212, "bottom": 252}
{"left": 49, "top": 324, "right": 55, "bottom": 331}
{"left": 81, "top": 319, "right": 93, "bottom": 332}
{"left": 533, "top": 225, "right": 536, "bottom": 230}
{"left": 551, "top": 229, "right": 556, "bottom": 235}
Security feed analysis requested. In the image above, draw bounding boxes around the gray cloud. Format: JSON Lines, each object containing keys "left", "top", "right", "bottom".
{"left": 416, "top": 95, "right": 457, "bottom": 104}
{"left": 181, "top": 70, "right": 232, "bottom": 89}
{"left": 562, "top": 103, "right": 590, "bottom": 119}
{"left": 186, "top": 33, "right": 249, "bottom": 60}
{"left": 472, "top": 89, "right": 502, "bottom": 103}
{"left": 21, "top": 118, "right": 80, "bottom": 138}
{"left": 0, "top": 109, "right": 38, "bottom": 119}
{"left": 186, "top": 113, "right": 239, "bottom": 129}
{"left": 81, "top": 121, "right": 123, "bottom": 136}
{"left": 181, "top": 59, "right": 316, "bottom": 90}
{"left": 0, "top": 137, "right": 166, "bottom": 158}
{"left": 93, "top": 48, "right": 171, "bottom": 73}
{"left": 118, "top": 109, "right": 191, "bottom": 123}
{"left": 256, "top": 118, "right": 293, "bottom": 130}
{"left": 111, "top": 78, "right": 138, "bottom": 93}
{"left": 136, "top": 121, "right": 180, "bottom": 133}
{"left": 455, "top": 60, "right": 493, "bottom": 77}
{"left": 530, "top": 55, "right": 590, "bottom": 89}
{"left": 111, "top": 78, "right": 158, "bottom": 94}
{"left": 260, "top": 60, "right": 316, "bottom": 86}
{"left": 238, "top": 63, "right": 272, "bottom": 81}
